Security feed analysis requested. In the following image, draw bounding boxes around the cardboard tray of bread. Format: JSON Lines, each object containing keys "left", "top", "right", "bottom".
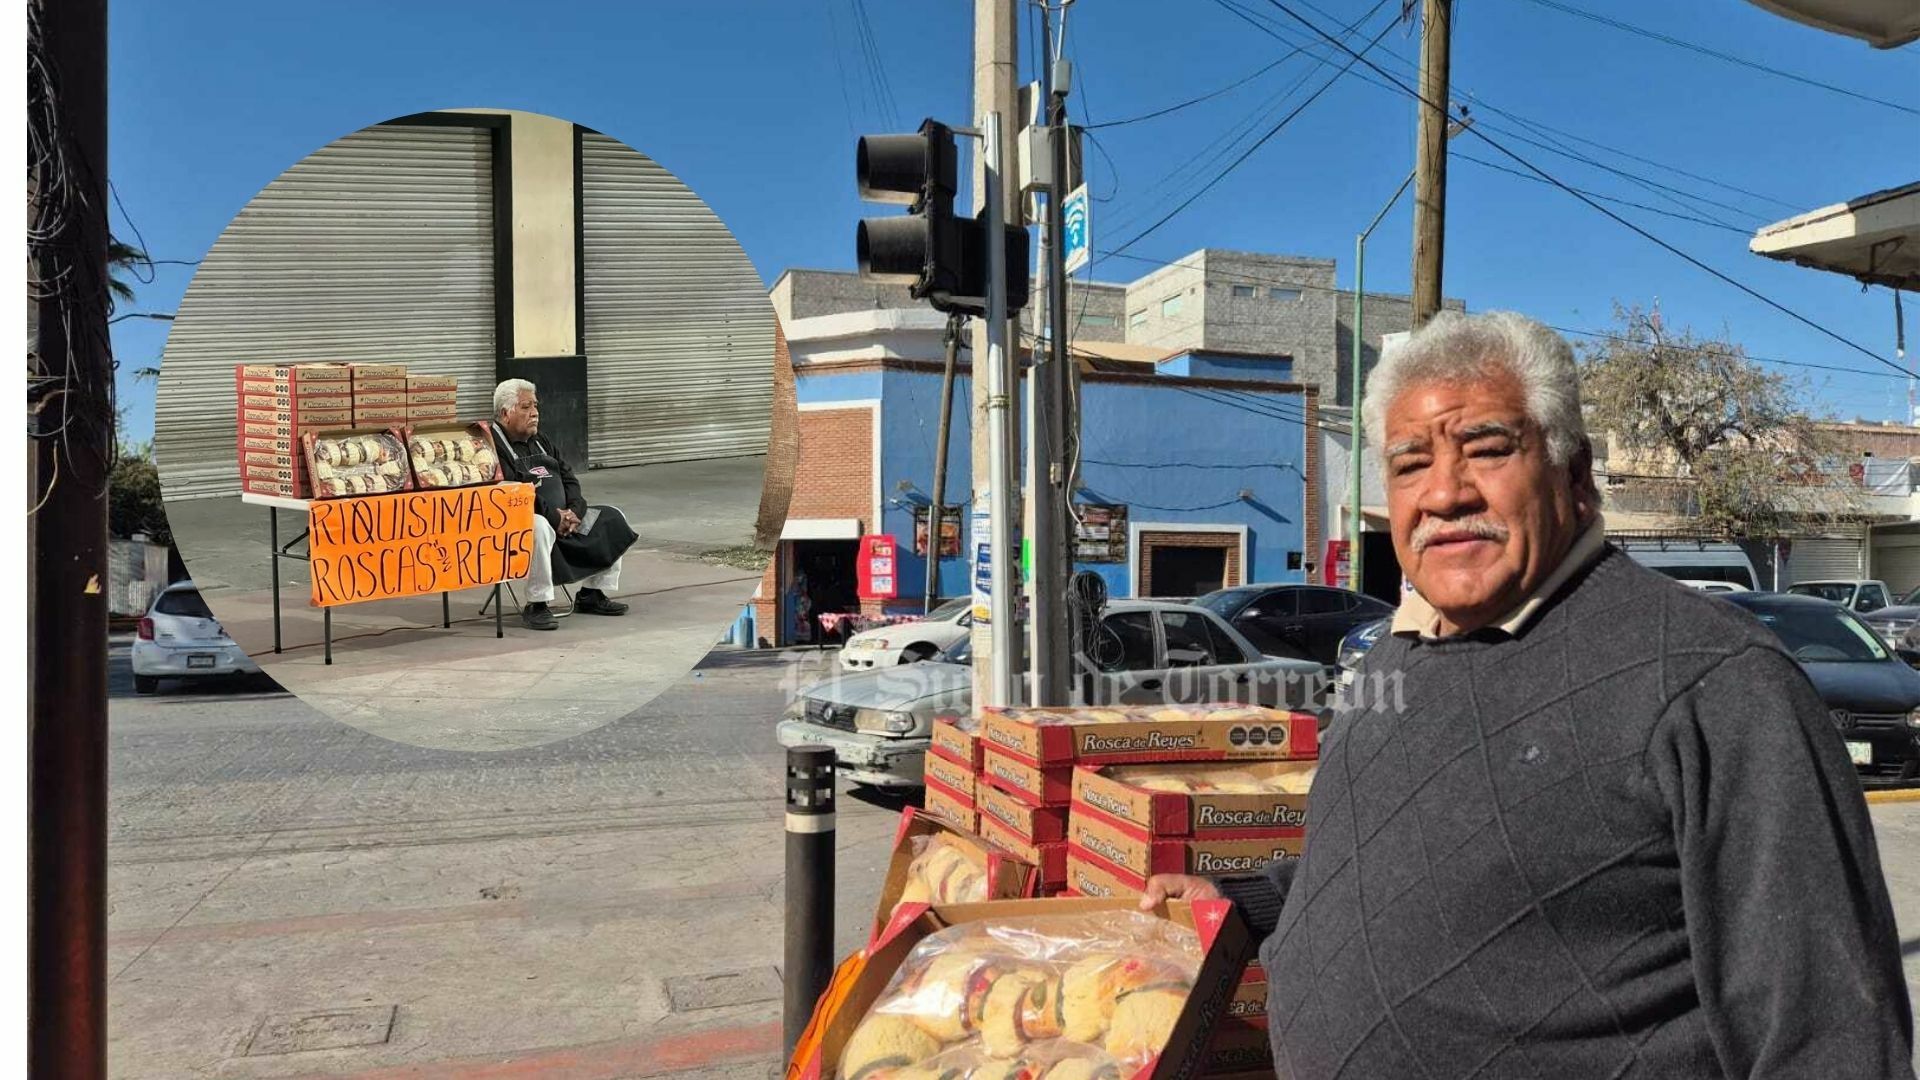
{"left": 302, "top": 428, "right": 413, "bottom": 499}
{"left": 1071, "top": 762, "right": 1315, "bottom": 839}
{"left": 798, "top": 897, "right": 1253, "bottom": 1080}
{"left": 980, "top": 706, "right": 1318, "bottom": 768}
{"left": 872, "top": 809, "right": 1037, "bottom": 946}
{"left": 405, "top": 420, "right": 502, "bottom": 490}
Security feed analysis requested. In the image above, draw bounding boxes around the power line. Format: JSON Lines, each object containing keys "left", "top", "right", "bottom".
{"left": 1258, "top": 0, "right": 1917, "bottom": 380}
{"left": 1086, "top": 52, "right": 1300, "bottom": 131}
{"left": 1513, "top": 0, "right": 1920, "bottom": 117}
{"left": 1108, "top": 0, "right": 1405, "bottom": 256}
{"left": 1455, "top": 152, "right": 1751, "bottom": 235}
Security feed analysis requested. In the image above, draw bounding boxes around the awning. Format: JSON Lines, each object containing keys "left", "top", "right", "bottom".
{"left": 1750, "top": 182, "right": 1920, "bottom": 289}
{"left": 780, "top": 518, "right": 864, "bottom": 541}
{"left": 1742, "top": 0, "right": 1920, "bottom": 48}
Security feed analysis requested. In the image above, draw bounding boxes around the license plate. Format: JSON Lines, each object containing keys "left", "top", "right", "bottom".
{"left": 1847, "top": 741, "right": 1873, "bottom": 766}
{"left": 187, "top": 654, "right": 217, "bottom": 670}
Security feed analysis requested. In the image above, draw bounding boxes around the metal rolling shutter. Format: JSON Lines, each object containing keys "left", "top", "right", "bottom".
{"left": 1872, "top": 536, "right": 1920, "bottom": 597}
{"left": 1787, "top": 533, "right": 1867, "bottom": 584}
{"left": 154, "top": 124, "right": 496, "bottom": 499}
{"left": 581, "top": 133, "right": 774, "bottom": 466}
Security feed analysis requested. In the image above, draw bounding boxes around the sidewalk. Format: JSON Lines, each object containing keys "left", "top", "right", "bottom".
{"left": 160, "top": 457, "right": 772, "bottom": 750}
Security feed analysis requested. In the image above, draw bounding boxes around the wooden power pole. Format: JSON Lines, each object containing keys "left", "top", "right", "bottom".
{"left": 1410, "top": 0, "right": 1452, "bottom": 327}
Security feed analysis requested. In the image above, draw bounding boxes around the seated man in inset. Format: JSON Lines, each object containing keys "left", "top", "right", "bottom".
{"left": 490, "top": 378, "right": 638, "bottom": 630}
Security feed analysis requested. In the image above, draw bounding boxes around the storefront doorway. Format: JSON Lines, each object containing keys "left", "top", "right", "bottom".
{"left": 784, "top": 539, "right": 860, "bottom": 645}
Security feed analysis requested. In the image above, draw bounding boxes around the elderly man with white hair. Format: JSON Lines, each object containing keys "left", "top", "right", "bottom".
{"left": 490, "top": 378, "right": 637, "bottom": 630}
{"left": 1142, "top": 311, "right": 1911, "bottom": 1078}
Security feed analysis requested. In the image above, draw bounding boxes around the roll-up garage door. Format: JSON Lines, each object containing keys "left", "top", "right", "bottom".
{"left": 155, "top": 123, "right": 497, "bottom": 499}
{"left": 581, "top": 133, "right": 775, "bottom": 467}
{"left": 1872, "top": 533, "right": 1920, "bottom": 598}
{"left": 1787, "top": 532, "right": 1867, "bottom": 584}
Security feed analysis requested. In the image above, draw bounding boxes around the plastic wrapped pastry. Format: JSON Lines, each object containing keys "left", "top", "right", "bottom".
{"left": 896, "top": 835, "right": 990, "bottom": 912}
{"left": 303, "top": 429, "right": 412, "bottom": 499}
{"left": 837, "top": 912, "right": 1200, "bottom": 1080}
{"left": 406, "top": 421, "right": 501, "bottom": 489}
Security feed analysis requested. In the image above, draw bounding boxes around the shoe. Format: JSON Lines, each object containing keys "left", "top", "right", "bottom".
{"left": 573, "top": 588, "right": 629, "bottom": 616}
{"left": 522, "top": 602, "right": 558, "bottom": 631}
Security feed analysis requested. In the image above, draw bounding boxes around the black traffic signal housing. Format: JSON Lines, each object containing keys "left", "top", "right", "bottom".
{"left": 856, "top": 118, "right": 1029, "bottom": 316}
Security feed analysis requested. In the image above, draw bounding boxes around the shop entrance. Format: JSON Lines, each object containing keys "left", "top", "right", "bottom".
{"left": 1359, "top": 531, "right": 1401, "bottom": 604}
{"left": 785, "top": 539, "right": 860, "bottom": 645}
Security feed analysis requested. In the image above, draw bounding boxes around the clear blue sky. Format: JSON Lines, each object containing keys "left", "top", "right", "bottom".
{"left": 107, "top": 0, "right": 1918, "bottom": 445}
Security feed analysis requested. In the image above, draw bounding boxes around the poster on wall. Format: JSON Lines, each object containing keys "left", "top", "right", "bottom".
{"left": 1073, "top": 503, "right": 1129, "bottom": 563}
{"left": 971, "top": 505, "right": 992, "bottom": 625}
{"left": 912, "top": 504, "right": 964, "bottom": 557}
{"left": 857, "top": 534, "right": 900, "bottom": 601}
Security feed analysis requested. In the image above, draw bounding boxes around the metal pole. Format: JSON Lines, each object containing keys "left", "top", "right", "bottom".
{"left": 782, "top": 745, "right": 837, "bottom": 1062}
{"left": 1350, "top": 169, "right": 1416, "bottom": 595}
{"left": 1032, "top": 5, "right": 1073, "bottom": 706}
{"left": 1410, "top": 0, "right": 1452, "bottom": 326}
{"left": 270, "top": 507, "right": 283, "bottom": 652}
{"left": 927, "top": 316, "right": 963, "bottom": 614}
{"left": 983, "top": 112, "right": 1017, "bottom": 708}
{"left": 28, "top": 0, "right": 109, "bottom": 1071}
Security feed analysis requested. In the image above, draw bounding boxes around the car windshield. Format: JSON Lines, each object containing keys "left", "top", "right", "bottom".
{"left": 1192, "top": 588, "right": 1260, "bottom": 617}
{"left": 154, "top": 589, "right": 213, "bottom": 618}
{"left": 1787, "top": 583, "right": 1855, "bottom": 603}
{"left": 1749, "top": 605, "right": 1891, "bottom": 664}
{"left": 927, "top": 597, "right": 971, "bottom": 621}
{"left": 1902, "top": 587, "right": 1920, "bottom": 606}
{"left": 1648, "top": 564, "right": 1754, "bottom": 588}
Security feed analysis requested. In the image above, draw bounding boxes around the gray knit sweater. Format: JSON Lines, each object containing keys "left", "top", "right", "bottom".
{"left": 1220, "top": 547, "right": 1913, "bottom": 1079}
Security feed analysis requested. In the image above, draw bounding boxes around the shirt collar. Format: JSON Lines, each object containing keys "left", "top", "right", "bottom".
{"left": 1391, "top": 517, "right": 1607, "bottom": 641}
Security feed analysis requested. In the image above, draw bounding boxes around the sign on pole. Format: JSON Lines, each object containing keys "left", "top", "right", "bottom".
{"left": 1062, "top": 184, "right": 1090, "bottom": 274}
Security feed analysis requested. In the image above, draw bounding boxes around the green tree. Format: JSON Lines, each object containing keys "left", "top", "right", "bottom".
{"left": 107, "top": 440, "right": 171, "bottom": 545}
{"left": 1578, "top": 304, "right": 1857, "bottom": 539}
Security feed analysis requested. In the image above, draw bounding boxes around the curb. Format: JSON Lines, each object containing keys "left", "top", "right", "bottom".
{"left": 1865, "top": 788, "right": 1920, "bottom": 805}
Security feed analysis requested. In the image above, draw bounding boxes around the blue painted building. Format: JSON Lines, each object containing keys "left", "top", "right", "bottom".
{"left": 756, "top": 310, "right": 1322, "bottom": 644}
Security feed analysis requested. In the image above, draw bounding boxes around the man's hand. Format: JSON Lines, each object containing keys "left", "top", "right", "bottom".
{"left": 557, "top": 509, "right": 581, "bottom": 536}
{"left": 1138, "top": 874, "right": 1223, "bottom": 911}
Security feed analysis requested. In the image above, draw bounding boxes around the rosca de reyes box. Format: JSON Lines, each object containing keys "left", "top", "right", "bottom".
{"left": 1202, "top": 1018, "right": 1274, "bottom": 1077}
{"left": 980, "top": 704, "right": 1319, "bottom": 767}
{"left": 923, "top": 745, "right": 976, "bottom": 801}
{"left": 240, "top": 401, "right": 353, "bottom": 428}
{"left": 1225, "top": 964, "right": 1267, "bottom": 1025}
{"left": 922, "top": 777, "right": 978, "bottom": 834}
{"left": 978, "top": 813, "right": 1068, "bottom": 887}
{"left": 796, "top": 897, "right": 1254, "bottom": 1080}
{"left": 1066, "top": 848, "right": 1145, "bottom": 899}
{"left": 979, "top": 743, "right": 1074, "bottom": 805}
{"left": 407, "top": 402, "right": 460, "bottom": 423}
{"left": 977, "top": 781, "right": 1069, "bottom": 844}
{"left": 1073, "top": 761, "right": 1315, "bottom": 838}
{"left": 931, "top": 714, "right": 984, "bottom": 770}
{"left": 404, "top": 374, "right": 458, "bottom": 404}
{"left": 870, "top": 808, "right": 1035, "bottom": 946}
{"left": 235, "top": 362, "right": 352, "bottom": 398}
{"left": 1069, "top": 806, "right": 1305, "bottom": 884}
{"left": 348, "top": 362, "right": 408, "bottom": 390}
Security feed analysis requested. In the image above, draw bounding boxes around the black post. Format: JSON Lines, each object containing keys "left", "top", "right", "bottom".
{"left": 324, "top": 608, "right": 332, "bottom": 665}
{"left": 494, "top": 584, "right": 503, "bottom": 638}
{"left": 925, "top": 315, "right": 964, "bottom": 613}
{"left": 28, "top": 0, "right": 110, "bottom": 1072}
{"left": 442, "top": 591, "right": 450, "bottom": 629}
{"left": 783, "top": 745, "right": 837, "bottom": 1063}
{"left": 270, "top": 507, "right": 282, "bottom": 653}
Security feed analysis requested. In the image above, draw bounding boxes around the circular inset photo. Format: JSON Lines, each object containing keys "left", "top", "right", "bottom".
{"left": 151, "top": 108, "right": 789, "bottom": 750}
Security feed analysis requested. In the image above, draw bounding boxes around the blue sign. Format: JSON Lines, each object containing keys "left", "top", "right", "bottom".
{"left": 1062, "top": 184, "right": 1090, "bottom": 274}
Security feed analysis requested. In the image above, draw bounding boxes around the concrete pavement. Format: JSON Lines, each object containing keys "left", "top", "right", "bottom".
{"left": 158, "top": 457, "right": 772, "bottom": 751}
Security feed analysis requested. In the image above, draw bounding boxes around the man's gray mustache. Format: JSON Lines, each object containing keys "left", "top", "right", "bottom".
{"left": 1412, "top": 517, "right": 1509, "bottom": 552}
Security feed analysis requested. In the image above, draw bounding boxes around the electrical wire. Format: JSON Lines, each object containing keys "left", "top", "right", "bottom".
{"left": 1513, "top": 0, "right": 1920, "bottom": 117}
{"left": 1086, "top": 53, "right": 1302, "bottom": 130}
{"left": 1257, "top": 0, "right": 1917, "bottom": 379}
{"left": 1455, "top": 152, "right": 1751, "bottom": 235}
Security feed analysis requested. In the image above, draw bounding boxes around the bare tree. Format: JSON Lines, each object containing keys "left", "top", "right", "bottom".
{"left": 1579, "top": 304, "right": 1859, "bottom": 539}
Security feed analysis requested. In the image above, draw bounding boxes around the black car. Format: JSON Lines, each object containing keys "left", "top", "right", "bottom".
{"left": 1194, "top": 584, "right": 1396, "bottom": 665}
{"left": 1719, "top": 592, "right": 1920, "bottom": 782}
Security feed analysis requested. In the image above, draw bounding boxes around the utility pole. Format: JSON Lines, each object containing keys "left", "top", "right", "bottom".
{"left": 972, "top": 0, "right": 1021, "bottom": 707}
{"left": 1027, "top": 1, "right": 1073, "bottom": 705}
{"left": 926, "top": 315, "right": 964, "bottom": 613}
{"left": 1410, "top": 0, "right": 1452, "bottom": 327}
{"left": 28, "top": 0, "right": 110, "bottom": 1074}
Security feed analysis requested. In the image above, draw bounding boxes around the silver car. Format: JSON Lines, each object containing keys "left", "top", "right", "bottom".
{"left": 776, "top": 599, "right": 1328, "bottom": 787}
{"left": 130, "top": 582, "right": 261, "bottom": 694}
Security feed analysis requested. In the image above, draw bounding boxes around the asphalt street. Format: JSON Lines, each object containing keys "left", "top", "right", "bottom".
{"left": 107, "top": 638, "right": 1920, "bottom": 1078}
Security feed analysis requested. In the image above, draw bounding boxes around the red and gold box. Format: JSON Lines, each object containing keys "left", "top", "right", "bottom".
{"left": 978, "top": 742, "right": 1074, "bottom": 806}
{"left": 1068, "top": 804, "right": 1306, "bottom": 885}
{"left": 978, "top": 813, "right": 1067, "bottom": 887}
{"left": 922, "top": 746, "right": 975, "bottom": 801}
{"left": 920, "top": 775, "right": 977, "bottom": 835}
{"left": 981, "top": 704, "right": 1319, "bottom": 767}
{"left": 1072, "top": 760, "right": 1315, "bottom": 838}
{"left": 930, "top": 715, "right": 983, "bottom": 770}
{"left": 976, "top": 780, "right": 1069, "bottom": 844}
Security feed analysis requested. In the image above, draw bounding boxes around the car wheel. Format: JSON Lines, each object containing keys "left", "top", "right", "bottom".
{"left": 133, "top": 674, "right": 160, "bottom": 695}
{"left": 899, "top": 644, "right": 937, "bottom": 664}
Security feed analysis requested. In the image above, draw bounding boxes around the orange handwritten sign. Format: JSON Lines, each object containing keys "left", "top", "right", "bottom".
{"left": 307, "top": 483, "right": 536, "bottom": 608}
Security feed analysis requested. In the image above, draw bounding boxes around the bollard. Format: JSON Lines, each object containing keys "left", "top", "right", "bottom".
{"left": 783, "top": 745, "right": 836, "bottom": 1064}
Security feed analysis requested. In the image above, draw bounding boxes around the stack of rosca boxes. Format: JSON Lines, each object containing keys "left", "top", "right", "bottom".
{"left": 235, "top": 362, "right": 354, "bottom": 497}
{"left": 405, "top": 374, "right": 459, "bottom": 424}
{"left": 349, "top": 363, "right": 410, "bottom": 427}
{"left": 923, "top": 712, "right": 983, "bottom": 833}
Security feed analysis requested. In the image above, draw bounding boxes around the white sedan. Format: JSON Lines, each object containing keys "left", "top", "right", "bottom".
{"left": 839, "top": 597, "right": 972, "bottom": 670}
{"left": 130, "top": 581, "right": 261, "bottom": 694}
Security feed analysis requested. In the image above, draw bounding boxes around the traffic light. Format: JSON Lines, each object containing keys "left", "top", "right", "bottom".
{"left": 856, "top": 118, "right": 1029, "bottom": 316}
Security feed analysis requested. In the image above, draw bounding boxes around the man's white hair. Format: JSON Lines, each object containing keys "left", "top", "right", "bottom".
{"left": 1361, "top": 310, "right": 1587, "bottom": 466}
{"left": 493, "top": 378, "right": 536, "bottom": 417}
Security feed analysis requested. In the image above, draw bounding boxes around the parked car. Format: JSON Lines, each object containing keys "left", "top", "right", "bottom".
{"left": 1865, "top": 586, "right": 1920, "bottom": 648}
{"left": 130, "top": 582, "right": 261, "bottom": 694}
{"left": 1718, "top": 592, "right": 1920, "bottom": 782}
{"left": 1193, "top": 584, "right": 1395, "bottom": 665}
{"left": 1677, "top": 579, "right": 1750, "bottom": 594}
{"left": 1786, "top": 579, "right": 1894, "bottom": 616}
{"left": 1618, "top": 538, "right": 1759, "bottom": 591}
{"left": 775, "top": 600, "right": 1327, "bottom": 787}
{"left": 839, "top": 597, "right": 971, "bottom": 670}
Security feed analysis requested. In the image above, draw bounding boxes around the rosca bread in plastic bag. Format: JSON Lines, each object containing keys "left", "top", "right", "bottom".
{"left": 837, "top": 912, "right": 1200, "bottom": 1079}
{"left": 896, "top": 835, "right": 989, "bottom": 908}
